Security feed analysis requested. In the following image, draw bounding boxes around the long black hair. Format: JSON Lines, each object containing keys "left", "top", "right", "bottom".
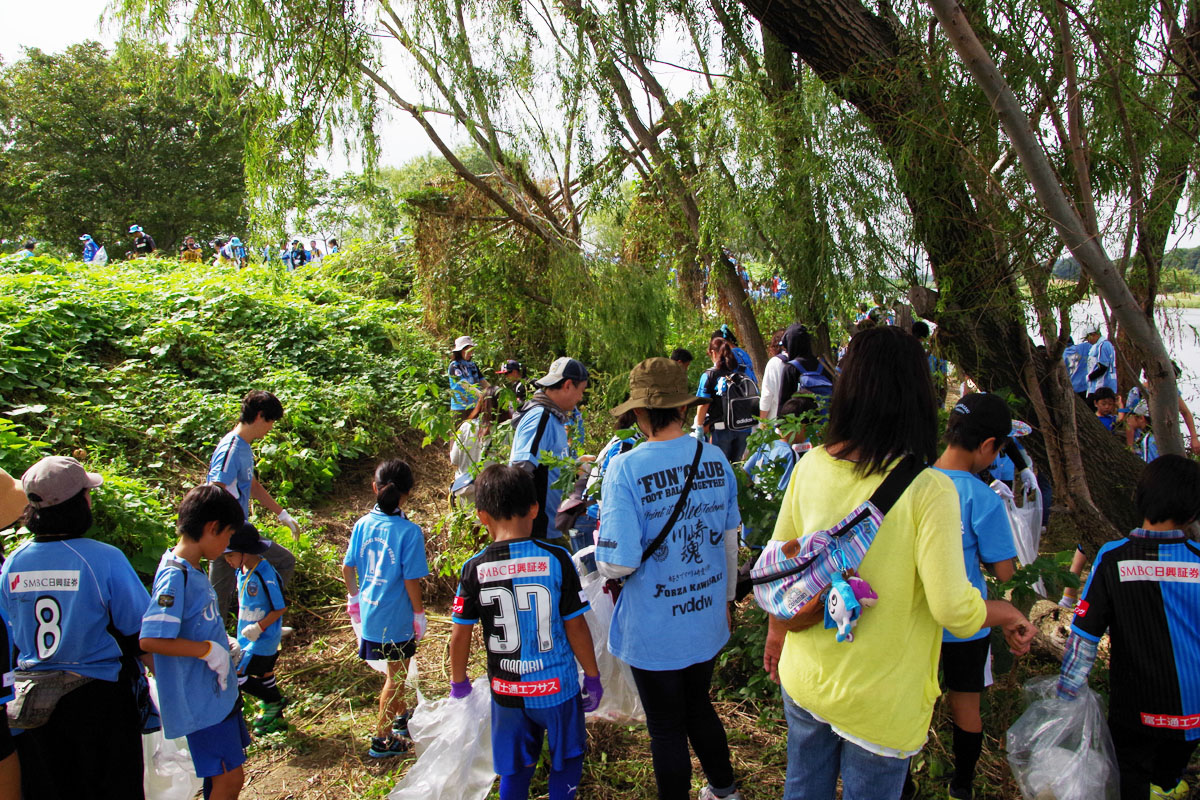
{"left": 824, "top": 325, "right": 938, "bottom": 476}
{"left": 25, "top": 488, "right": 92, "bottom": 540}
{"left": 375, "top": 459, "right": 414, "bottom": 515}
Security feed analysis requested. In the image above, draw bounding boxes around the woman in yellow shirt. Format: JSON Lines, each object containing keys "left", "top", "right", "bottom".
{"left": 763, "top": 326, "right": 1034, "bottom": 800}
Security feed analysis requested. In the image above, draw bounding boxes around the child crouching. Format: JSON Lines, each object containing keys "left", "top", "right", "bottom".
{"left": 449, "top": 464, "right": 602, "bottom": 800}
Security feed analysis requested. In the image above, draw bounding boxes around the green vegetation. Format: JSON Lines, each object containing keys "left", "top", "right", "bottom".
{"left": 0, "top": 252, "right": 441, "bottom": 574}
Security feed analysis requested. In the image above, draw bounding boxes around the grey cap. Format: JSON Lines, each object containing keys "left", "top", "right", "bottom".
{"left": 535, "top": 357, "right": 589, "bottom": 387}
{"left": 452, "top": 335, "right": 476, "bottom": 352}
{"left": 21, "top": 456, "right": 102, "bottom": 508}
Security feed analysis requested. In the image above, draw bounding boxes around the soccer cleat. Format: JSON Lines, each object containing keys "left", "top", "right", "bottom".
{"left": 253, "top": 701, "right": 287, "bottom": 734}
{"left": 392, "top": 711, "right": 411, "bottom": 738}
{"left": 1150, "top": 780, "right": 1188, "bottom": 799}
{"left": 368, "top": 734, "right": 410, "bottom": 758}
{"left": 698, "top": 786, "right": 743, "bottom": 800}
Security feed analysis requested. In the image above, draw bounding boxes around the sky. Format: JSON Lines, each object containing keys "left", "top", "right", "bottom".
{"left": 5, "top": 0, "right": 1200, "bottom": 250}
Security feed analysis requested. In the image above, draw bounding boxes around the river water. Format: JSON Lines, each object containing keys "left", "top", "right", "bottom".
{"left": 1025, "top": 298, "right": 1200, "bottom": 407}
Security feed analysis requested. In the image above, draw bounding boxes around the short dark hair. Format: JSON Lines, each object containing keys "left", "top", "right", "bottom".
{"left": 645, "top": 406, "right": 684, "bottom": 433}
{"left": 240, "top": 390, "right": 284, "bottom": 424}
{"left": 779, "top": 396, "right": 818, "bottom": 420}
{"left": 911, "top": 321, "right": 930, "bottom": 339}
{"left": 375, "top": 459, "right": 414, "bottom": 515}
{"left": 25, "top": 488, "right": 92, "bottom": 539}
{"left": 1092, "top": 387, "right": 1117, "bottom": 402}
{"left": 475, "top": 464, "right": 536, "bottom": 520}
{"left": 670, "top": 348, "right": 693, "bottom": 364}
{"left": 177, "top": 484, "right": 244, "bottom": 541}
{"left": 825, "top": 326, "right": 939, "bottom": 476}
{"left": 1135, "top": 454, "right": 1200, "bottom": 526}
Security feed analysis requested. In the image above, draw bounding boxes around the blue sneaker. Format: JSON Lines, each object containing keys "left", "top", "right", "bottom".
{"left": 392, "top": 711, "right": 411, "bottom": 738}
{"left": 368, "top": 734, "right": 410, "bottom": 758}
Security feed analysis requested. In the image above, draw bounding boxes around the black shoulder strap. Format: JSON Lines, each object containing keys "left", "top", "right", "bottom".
{"left": 866, "top": 455, "right": 926, "bottom": 516}
{"left": 641, "top": 439, "right": 705, "bottom": 564}
{"left": 527, "top": 405, "right": 552, "bottom": 457}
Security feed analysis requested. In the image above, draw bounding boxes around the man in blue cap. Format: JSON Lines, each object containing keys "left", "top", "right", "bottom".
{"left": 129, "top": 225, "right": 156, "bottom": 258}
{"left": 79, "top": 234, "right": 100, "bottom": 263}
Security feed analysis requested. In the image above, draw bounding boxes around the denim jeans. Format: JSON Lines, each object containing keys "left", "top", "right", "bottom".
{"left": 782, "top": 686, "right": 910, "bottom": 800}
{"left": 709, "top": 428, "right": 749, "bottom": 463}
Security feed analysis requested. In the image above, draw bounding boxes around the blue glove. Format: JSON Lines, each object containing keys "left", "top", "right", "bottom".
{"left": 581, "top": 674, "right": 603, "bottom": 712}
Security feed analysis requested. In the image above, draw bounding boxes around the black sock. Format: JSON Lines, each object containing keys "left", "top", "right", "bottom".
{"left": 951, "top": 724, "right": 984, "bottom": 795}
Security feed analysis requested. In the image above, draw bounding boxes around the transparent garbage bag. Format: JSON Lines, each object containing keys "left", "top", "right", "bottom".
{"left": 143, "top": 676, "right": 202, "bottom": 800}
{"left": 572, "top": 545, "right": 645, "bottom": 724}
{"left": 1006, "top": 677, "right": 1118, "bottom": 800}
{"left": 389, "top": 677, "right": 495, "bottom": 800}
{"left": 992, "top": 480, "right": 1046, "bottom": 596}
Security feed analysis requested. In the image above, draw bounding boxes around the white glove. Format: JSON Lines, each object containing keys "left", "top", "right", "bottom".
{"left": 991, "top": 480, "right": 1015, "bottom": 501}
{"left": 200, "top": 640, "right": 231, "bottom": 691}
{"left": 277, "top": 509, "right": 299, "bottom": 537}
{"left": 413, "top": 611, "right": 427, "bottom": 640}
{"left": 227, "top": 635, "right": 243, "bottom": 668}
{"left": 241, "top": 623, "right": 262, "bottom": 642}
{"left": 690, "top": 426, "right": 704, "bottom": 440}
{"left": 1019, "top": 468, "right": 1037, "bottom": 499}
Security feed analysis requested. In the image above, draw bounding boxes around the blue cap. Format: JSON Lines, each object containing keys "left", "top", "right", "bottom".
{"left": 128, "top": 225, "right": 142, "bottom": 233}
{"left": 78, "top": 234, "right": 92, "bottom": 241}
{"left": 230, "top": 237, "right": 242, "bottom": 246}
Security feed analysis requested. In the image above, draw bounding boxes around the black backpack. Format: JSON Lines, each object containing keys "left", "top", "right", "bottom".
{"left": 705, "top": 369, "right": 760, "bottom": 432}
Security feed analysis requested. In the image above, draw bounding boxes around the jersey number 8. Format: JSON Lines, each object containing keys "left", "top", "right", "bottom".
{"left": 35, "top": 596, "right": 63, "bottom": 660}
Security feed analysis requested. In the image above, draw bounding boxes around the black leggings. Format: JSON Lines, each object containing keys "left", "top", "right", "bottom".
{"left": 629, "top": 658, "right": 735, "bottom": 800}
{"left": 241, "top": 653, "right": 282, "bottom": 704}
{"left": 17, "top": 677, "right": 143, "bottom": 799}
{"left": 1110, "top": 724, "right": 1198, "bottom": 799}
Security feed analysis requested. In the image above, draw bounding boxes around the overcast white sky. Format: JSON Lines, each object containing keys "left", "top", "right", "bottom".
{"left": 5, "top": 0, "right": 1200, "bottom": 249}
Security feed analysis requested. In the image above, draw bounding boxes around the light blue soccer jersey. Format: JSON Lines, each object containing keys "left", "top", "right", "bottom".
{"left": 343, "top": 509, "right": 430, "bottom": 644}
{"left": 510, "top": 404, "right": 572, "bottom": 529}
{"left": 208, "top": 431, "right": 254, "bottom": 519}
{"left": 452, "top": 538, "right": 588, "bottom": 709}
{"left": 0, "top": 538, "right": 149, "bottom": 682}
{"left": 235, "top": 559, "right": 286, "bottom": 658}
{"left": 448, "top": 359, "right": 485, "bottom": 411}
{"left": 141, "top": 551, "right": 238, "bottom": 739}
{"left": 1064, "top": 341, "right": 1093, "bottom": 394}
{"left": 934, "top": 468, "right": 1018, "bottom": 643}
{"left": 1086, "top": 339, "right": 1118, "bottom": 395}
{"left": 597, "top": 436, "right": 740, "bottom": 670}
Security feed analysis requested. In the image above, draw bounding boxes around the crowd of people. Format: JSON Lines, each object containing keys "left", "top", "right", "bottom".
{"left": 0, "top": 308, "right": 1194, "bottom": 800}
{"left": 61, "top": 227, "right": 341, "bottom": 270}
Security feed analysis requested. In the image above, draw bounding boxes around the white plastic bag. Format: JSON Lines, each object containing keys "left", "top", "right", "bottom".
{"left": 572, "top": 546, "right": 645, "bottom": 724}
{"left": 389, "top": 677, "right": 495, "bottom": 800}
{"left": 143, "top": 677, "right": 203, "bottom": 800}
{"left": 93, "top": 246, "right": 108, "bottom": 266}
{"left": 992, "top": 480, "right": 1046, "bottom": 596}
{"left": 1006, "top": 677, "right": 1118, "bottom": 800}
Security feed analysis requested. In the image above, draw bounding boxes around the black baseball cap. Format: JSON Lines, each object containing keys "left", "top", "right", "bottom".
{"left": 496, "top": 359, "right": 522, "bottom": 374}
{"left": 225, "top": 522, "right": 271, "bottom": 554}
{"left": 948, "top": 393, "right": 1012, "bottom": 443}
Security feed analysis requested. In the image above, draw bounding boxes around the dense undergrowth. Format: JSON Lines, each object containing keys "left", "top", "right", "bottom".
{"left": 0, "top": 252, "right": 441, "bottom": 574}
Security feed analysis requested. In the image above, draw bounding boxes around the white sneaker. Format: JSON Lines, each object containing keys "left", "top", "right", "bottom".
{"left": 698, "top": 787, "right": 743, "bottom": 800}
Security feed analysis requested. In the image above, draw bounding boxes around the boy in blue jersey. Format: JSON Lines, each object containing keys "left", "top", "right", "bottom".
{"left": 343, "top": 459, "right": 429, "bottom": 758}
{"left": 932, "top": 394, "right": 1018, "bottom": 800}
{"left": 141, "top": 484, "right": 248, "bottom": 800}
{"left": 1093, "top": 387, "right": 1119, "bottom": 431}
{"left": 2, "top": 456, "right": 149, "bottom": 799}
{"left": 1058, "top": 455, "right": 1200, "bottom": 800}
{"left": 1086, "top": 333, "right": 1118, "bottom": 399}
{"left": 223, "top": 524, "right": 288, "bottom": 734}
{"left": 1125, "top": 400, "right": 1159, "bottom": 463}
{"left": 450, "top": 464, "right": 602, "bottom": 800}
{"left": 208, "top": 390, "right": 298, "bottom": 620}
{"left": 1064, "top": 330, "right": 1098, "bottom": 400}
{"left": 510, "top": 357, "right": 591, "bottom": 541}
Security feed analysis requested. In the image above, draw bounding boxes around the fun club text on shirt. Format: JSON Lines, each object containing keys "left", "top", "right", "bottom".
{"left": 636, "top": 459, "right": 728, "bottom": 503}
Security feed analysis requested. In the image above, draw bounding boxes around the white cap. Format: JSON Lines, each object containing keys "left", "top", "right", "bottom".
{"left": 452, "top": 335, "right": 476, "bottom": 352}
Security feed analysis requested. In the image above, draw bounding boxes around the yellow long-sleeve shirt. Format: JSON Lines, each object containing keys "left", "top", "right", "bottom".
{"left": 772, "top": 447, "right": 986, "bottom": 754}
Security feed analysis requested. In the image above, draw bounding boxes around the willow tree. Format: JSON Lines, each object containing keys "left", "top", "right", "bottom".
{"left": 734, "top": 0, "right": 1198, "bottom": 540}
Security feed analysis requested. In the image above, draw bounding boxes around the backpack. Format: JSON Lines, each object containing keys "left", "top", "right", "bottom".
{"left": 705, "top": 369, "right": 759, "bottom": 432}
{"left": 782, "top": 357, "right": 834, "bottom": 401}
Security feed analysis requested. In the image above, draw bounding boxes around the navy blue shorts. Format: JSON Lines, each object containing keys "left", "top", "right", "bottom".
{"left": 490, "top": 694, "right": 586, "bottom": 776}
{"left": 941, "top": 637, "right": 991, "bottom": 693}
{"left": 185, "top": 709, "right": 251, "bottom": 778}
{"left": 358, "top": 638, "right": 417, "bottom": 662}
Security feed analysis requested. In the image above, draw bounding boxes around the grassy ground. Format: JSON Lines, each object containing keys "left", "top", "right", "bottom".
{"left": 229, "top": 442, "right": 1199, "bottom": 800}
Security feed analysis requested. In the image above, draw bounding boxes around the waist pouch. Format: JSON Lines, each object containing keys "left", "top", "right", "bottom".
{"left": 750, "top": 456, "right": 924, "bottom": 620}
{"left": 7, "top": 670, "right": 94, "bottom": 730}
